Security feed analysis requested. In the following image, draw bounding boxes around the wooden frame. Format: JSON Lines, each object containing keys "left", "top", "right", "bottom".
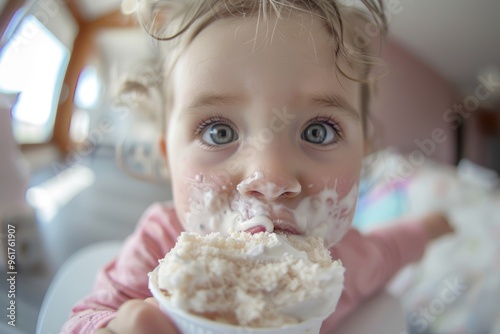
{"left": 0, "top": 1, "right": 137, "bottom": 153}
{"left": 0, "top": 1, "right": 26, "bottom": 45}
{"left": 53, "top": 4, "right": 138, "bottom": 154}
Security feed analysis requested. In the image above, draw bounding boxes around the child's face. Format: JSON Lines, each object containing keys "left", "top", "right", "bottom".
{"left": 162, "top": 14, "right": 364, "bottom": 247}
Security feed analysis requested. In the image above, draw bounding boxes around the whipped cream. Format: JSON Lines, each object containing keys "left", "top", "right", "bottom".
{"left": 185, "top": 173, "right": 357, "bottom": 248}
{"left": 156, "top": 231, "right": 345, "bottom": 327}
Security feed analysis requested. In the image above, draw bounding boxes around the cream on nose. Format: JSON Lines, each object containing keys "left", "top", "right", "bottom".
{"left": 236, "top": 171, "right": 301, "bottom": 199}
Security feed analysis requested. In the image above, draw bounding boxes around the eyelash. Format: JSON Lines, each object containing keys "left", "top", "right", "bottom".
{"left": 194, "top": 115, "right": 237, "bottom": 149}
{"left": 193, "top": 114, "right": 345, "bottom": 147}
{"left": 306, "top": 116, "right": 344, "bottom": 142}
{"left": 194, "top": 115, "right": 231, "bottom": 136}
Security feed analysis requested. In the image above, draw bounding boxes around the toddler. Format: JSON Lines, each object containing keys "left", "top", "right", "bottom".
{"left": 63, "top": 0, "right": 452, "bottom": 333}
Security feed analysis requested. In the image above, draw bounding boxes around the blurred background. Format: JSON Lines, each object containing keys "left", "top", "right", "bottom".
{"left": 0, "top": 0, "right": 499, "bottom": 333}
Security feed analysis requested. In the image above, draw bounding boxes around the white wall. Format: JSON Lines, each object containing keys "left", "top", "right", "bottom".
{"left": 371, "top": 38, "right": 458, "bottom": 165}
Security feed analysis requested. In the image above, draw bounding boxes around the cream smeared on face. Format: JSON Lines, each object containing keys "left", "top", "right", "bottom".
{"left": 293, "top": 182, "right": 357, "bottom": 247}
{"left": 185, "top": 172, "right": 273, "bottom": 233}
{"left": 185, "top": 173, "right": 357, "bottom": 248}
{"left": 165, "top": 15, "right": 365, "bottom": 248}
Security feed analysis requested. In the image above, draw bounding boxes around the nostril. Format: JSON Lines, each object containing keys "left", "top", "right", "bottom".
{"left": 282, "top": 191, "right": 298, "bottom": 198}
{"left": 247, "top": 190, "right": 263, "bottom": 198}
{"left": 246, "top": 190, "right": 298, "bottom": 199}
{"left": 240, "top": 186, "right": 301, "bottom": 199}
{"left": 237, "top": 173, "right": 301, "bottom": 199}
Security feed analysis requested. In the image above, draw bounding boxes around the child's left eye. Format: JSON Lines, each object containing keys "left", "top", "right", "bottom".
{"left": 301, "top": 120, "right": 340, "bottom": 145}
{"left": 198, "top": 119, "right": 239, "bottom": 146}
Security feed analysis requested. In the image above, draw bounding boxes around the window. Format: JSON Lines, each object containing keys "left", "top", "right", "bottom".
{"left": 75, "top": 66, "right": 102, "bottom": 110}
{"left": 0, "top": 15, "right": 70, "bottom": 144}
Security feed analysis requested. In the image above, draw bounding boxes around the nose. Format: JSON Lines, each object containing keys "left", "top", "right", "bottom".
{"left": 237, "top": 171, "right": 301, "bottom": 199}
{"left": 235, "top": 131, "right": 302, "bottom": 200}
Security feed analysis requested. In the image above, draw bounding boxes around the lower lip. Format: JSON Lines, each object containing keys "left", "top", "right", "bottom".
{"left": 273, "top": 227, "right": 300, "bottom": 235}
{"left": 273, "top": 220, "right": 300, "bottom": 235}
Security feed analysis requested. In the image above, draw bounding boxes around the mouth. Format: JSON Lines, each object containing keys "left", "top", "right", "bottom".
{"left": 245, "top": 225, "right": 268, "bottom": 234}
{"left": 272, "top": 219, "right": 301, "bottom": 235}
{"left": 244, "top": 217, "right": 301, "bottom": 235}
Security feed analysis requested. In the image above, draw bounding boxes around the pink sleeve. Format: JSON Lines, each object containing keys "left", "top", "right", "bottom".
{"left": 321, "top": 218, "right": 429, "bottom": 332}
{"left": 61, "top": 202, "right": 183, "bottom": 334}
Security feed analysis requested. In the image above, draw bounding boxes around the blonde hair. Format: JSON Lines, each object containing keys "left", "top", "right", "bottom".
{"left": 116, "top": 0, "right": 387, "bottom": 180}
{"left": 132, "top": 0, "right": 386, "bottom": 129}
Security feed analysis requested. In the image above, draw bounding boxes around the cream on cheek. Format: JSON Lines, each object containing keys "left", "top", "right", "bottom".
{"left": 182, "top": 172, "right": 274, "bottom": 233}
{"left": 293, "top": 181, "right": 358, "bottom": 248}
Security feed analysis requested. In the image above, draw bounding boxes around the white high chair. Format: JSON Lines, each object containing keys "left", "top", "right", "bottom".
{"left": 35, "top": 240, "right": 406, "bottom": 334}
{"left": 36, "top": 241, "right": 122, "bottom": 334}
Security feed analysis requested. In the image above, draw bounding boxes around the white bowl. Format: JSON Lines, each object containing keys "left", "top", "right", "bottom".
{"left": 148, "top": 267, "right": 330, "bottom": 334}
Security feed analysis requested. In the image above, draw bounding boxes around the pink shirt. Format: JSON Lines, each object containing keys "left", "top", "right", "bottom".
{"left": 61, "top": 202, "right": 429, "bottom": 333}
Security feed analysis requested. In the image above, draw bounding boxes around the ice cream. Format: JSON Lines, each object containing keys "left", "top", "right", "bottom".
{"left": 150, "top": 231, "right": 344, "bottom": 328}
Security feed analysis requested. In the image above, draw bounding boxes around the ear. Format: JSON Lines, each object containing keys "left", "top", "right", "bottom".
{"left": 363, "top": 139, "right": 371, "bottom": 157}
{"left": 157, "top": 134, "right": 171, "bottom": 181}
{"left": 158, "top": 134, "right": 168, "bottom": 161}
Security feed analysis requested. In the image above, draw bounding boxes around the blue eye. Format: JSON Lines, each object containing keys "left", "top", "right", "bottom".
{"left": 302, "top": 123, "right": 337, "bottom": 144}
{"left": 202, "top": 123, "right": 238, "bottom": 145}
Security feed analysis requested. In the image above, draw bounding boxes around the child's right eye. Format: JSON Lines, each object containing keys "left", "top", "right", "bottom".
{"left": 197, "top": 118, "right": 239, "bottom": 146}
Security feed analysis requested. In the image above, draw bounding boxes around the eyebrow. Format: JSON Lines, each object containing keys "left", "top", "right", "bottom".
{"left": 187, "top": 93, "right": 243, "bottom": 110}
{"left": 186, "top": 92, "right": 360, "bottom": 120}
{"left": 309, "top": 93, "right": 360, "bottom": 121}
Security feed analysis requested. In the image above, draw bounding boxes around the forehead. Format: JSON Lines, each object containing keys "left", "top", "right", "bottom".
{"left": 170, "top": 13, "right": 360, "bottom": 111}
{"left": 194, "top": 13, "right": 335, "bottom": 61}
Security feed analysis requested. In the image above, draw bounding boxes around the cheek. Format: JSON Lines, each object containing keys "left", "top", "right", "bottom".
{"left": 171, "top": 170, "right": 196, "bottom": 215}
{"left": 304, "top": 140, "right": 363, "bottom": 193}
{"left": 295, "top": 158, "right": 361, "bottom": 248}
{"left": 172, "top": 169, "right": 237, "bottom": 232}
{"left": 306, "top": 162, "right": 361, "bottom": 198}
{"left": 333, "top": 173, "right": 360, "bottom": 199}
{"left": 168, "top": 144, "right": 231, "bottom": 203}
{"left": 294, "top": 180, "right": 359, "bottom": 248}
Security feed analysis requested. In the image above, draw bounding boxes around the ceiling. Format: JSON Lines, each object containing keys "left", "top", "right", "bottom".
{"left": 388, "top": 0, "right": 500, "bottom": 98}
{"left": 73, "top": 0, "right": 500, "bottom": 104}
{"left": 75, "top": 0, "right": 123, "bottom": 21}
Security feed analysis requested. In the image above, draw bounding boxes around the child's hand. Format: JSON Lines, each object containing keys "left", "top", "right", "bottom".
{"left": 95, "top": 298, "right": 180, "bottom": 334}
{"left": 421, "top": 212, "right": 454, "bottom": 240}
